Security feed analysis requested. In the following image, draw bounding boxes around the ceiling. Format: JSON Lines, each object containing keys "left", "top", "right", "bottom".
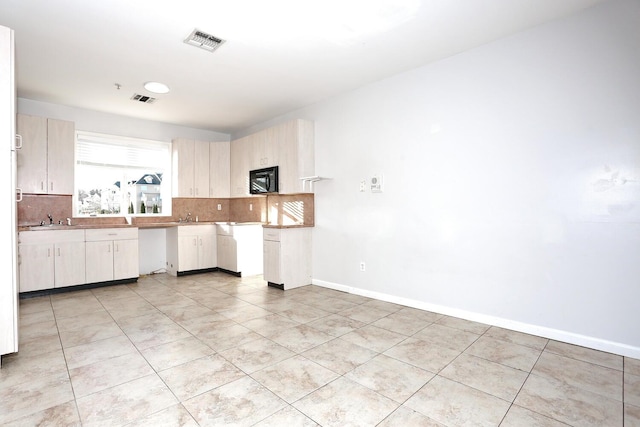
{"left": 0, "top": 0, "right": 608, "bottom": 134}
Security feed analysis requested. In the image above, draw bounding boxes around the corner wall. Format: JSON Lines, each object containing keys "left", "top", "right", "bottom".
{"left": 239, "top": 0, "right": 640, "bottom": 357}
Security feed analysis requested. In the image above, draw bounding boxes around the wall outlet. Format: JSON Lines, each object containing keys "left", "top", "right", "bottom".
{"left": 359, "top": 180, "right": 366, "bottom": 192}
{"left": 217, "top": 204, "right": 222, "bottom": 211}
{"left": 360, "top": 261, "right": 366, "bottom": 272}
{"left": 249, "top": 203, "right": 253, "bottom": 211}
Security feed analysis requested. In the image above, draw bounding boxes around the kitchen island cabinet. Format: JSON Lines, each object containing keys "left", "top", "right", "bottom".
{"left": 216, "top": 223, "right": 263, "bottom": 276}
{"left": 18, "top": 229, "right": 86, "bottom": 292}
{"left": 16, "top": 114, "right": 75, "bottom": 195}
{"left": 85, "top": 228, "right": 139, "bottom": 283}
{"left": 166, "top": 224, "right": 217, "bottom": 276}
{"left": 263, "top": 227, "right": 311, "bottom": 290}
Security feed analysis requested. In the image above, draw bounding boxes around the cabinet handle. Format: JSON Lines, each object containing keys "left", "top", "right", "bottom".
{"left": 115, "top": 244, "right": 119, "bottom": 252}
{"left": 41, "top": 181, "right": 45, "bottom": 191}
{"left": 57, "top": 248, "right": 61, "bottom": 257}
{"left": 15, "top": 134, "right": 22, "bottom": 150}
{"left": 16, "top": 188, "right": 22, "bottom": 203}
{"left": 193, "top": 238, "right": 197, "bottom": 246}
{"left": 47, "top": 248, "right": 51, "bottom": 257}
{"left": 108, "top": 244, "right": 111, "bottom": 253}
{"left": 50, "top": 182, "right": 54, "bottom": 192}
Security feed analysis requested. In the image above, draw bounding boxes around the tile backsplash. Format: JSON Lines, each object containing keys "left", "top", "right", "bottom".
{"left": 18, "top": 194, "right": 314, "bottom": 227}
{"left": 17, "top": 194, "right": 72, "bottom": 226}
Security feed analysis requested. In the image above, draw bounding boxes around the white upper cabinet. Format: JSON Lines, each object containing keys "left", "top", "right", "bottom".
{"left": 277, "top": 119, "right": 314, "bottom": 194}
{"left": 230, "top": 135, "right": 250, "bottom": 197}
{"left": 229, "top": 119, "right": 314, "bottom": 197}
{"left": 209, "top": 141, "right": 230, "bottom": 198}
{"left": 172, "top": 138, "right": 210, "bottom": 198}
{"left": 173, "top": 138, "right": 232, "bottom": 198}
{"left": 194, "top": 140, "right": 210, "bottom": 198}
{"left": 17, "top": 114, "right": 75, "bottom": 195}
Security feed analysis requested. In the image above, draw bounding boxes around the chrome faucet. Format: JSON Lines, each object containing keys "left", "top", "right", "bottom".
{"left": 47, "top": 214, "right": 53, "bottom": 225}
{"left": 186, "top": 212, "right": 192, "bottom": 222}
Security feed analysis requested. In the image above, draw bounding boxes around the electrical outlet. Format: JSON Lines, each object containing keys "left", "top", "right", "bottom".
{"left": 249, "top": 203, "right": 253, "bottom": 211}
{"left": 359, "top": 180, "right": 366, "bottom": 192}
{"left": 360, "top": 261, "right": 366, "bottom": 272}
{"left": 217, "top": 204, "right": 222, "bottom": 211}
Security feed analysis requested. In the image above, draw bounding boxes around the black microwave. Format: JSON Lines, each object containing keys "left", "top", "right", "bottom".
{"left": 249, "top": 166, "right": 279, "bottom": 194}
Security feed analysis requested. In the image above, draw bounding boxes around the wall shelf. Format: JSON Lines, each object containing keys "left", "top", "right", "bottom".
{"left": 300, "top": 176, "right": 330, "bottom": 192}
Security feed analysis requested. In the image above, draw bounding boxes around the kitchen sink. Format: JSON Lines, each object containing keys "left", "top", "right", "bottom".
{"left": 27, "top": 224, "right": 77, "bottom": 231}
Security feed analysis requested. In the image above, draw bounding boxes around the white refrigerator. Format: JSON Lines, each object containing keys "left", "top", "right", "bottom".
{"left": 0, "top": 24, "right": 18, "bottom": 365}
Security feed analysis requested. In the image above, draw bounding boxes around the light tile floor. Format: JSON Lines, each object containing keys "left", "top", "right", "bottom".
{"left": 1, "top": 271, "right": 639, "bottom": 426}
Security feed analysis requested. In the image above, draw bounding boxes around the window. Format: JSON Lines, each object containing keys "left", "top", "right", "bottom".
{"left": 75, "top": 131, "right": 172, "bottom": 217}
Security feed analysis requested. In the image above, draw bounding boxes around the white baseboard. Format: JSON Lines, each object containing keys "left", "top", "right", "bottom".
{"left": 311, "top": 278, "right": 640, "bottom": 359}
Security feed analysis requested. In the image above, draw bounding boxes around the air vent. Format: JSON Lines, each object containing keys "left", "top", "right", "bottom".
{"left": 184, "top": 29, "right": 225, "bottom": 52}
{"left": 131, "top": 93, "right": 157, "bottom": 104}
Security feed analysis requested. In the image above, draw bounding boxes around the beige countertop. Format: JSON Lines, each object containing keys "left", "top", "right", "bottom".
{"left": 19, "top": 221, "right": 313, "bottom": 232}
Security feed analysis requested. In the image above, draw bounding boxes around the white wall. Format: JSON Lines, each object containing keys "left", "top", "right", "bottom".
{"left": 236, "top": 0, "right": 640, "bottom": 357}
{"left": 17, "top": 98, "right": 230, "bottom": 143}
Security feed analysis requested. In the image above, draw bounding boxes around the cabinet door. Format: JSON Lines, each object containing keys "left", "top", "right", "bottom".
{"left": 16, "top": 114, "right": 47, "bottom": 194}
{"left": 18, "top": 243, "right": 55, "bottom": 292}
{"left": 54, "top": 241, "right": 86, "bottom": 287}
{"left": 217, "top": 234, "right": 236, "bottom": 271}
{"left": 85, "top": 241, "right": 114, "bottom": 283}
{"left": 47, "top": 118, "right": 75, "bottom": 194}
{"left": 210, "top": 141, "right": 230, "bottom": 198}
{"left": 172, "top": 138, "right": 195, "bottom": 197}
{"left": 263, "top": 125, "right": 279, "bottom": 168}
{"left": 248, "top": 132, "right": 264, "bottom": 170}
{"left": 198, "top": 233, "right": 217, "bottom": 269}
{"left": 230, "top": 136, "right": 249, "bottom": 197}
{"left": 194, "top": 140, "right": 210, "bottom": 198}
{"left": 263, "top": 240, "right": 281, "bottom": 284}
{"left": 277, "top": 120, "right": 299, "bottom": 194}
{"left": 278, "top": 119, "right": 314, "bottom": 194}
{"left": 177, "top": 235, "right": 199, "bottom": 272}
{"left": 113, "top": 239, "right": 139, "bottom": 280}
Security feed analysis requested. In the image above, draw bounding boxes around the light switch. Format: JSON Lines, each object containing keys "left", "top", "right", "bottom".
{"left": 360, "top": 180, "right": 366, "bottom": 192}
{"left": 217, "top": 204, "right": 222, "bottom": 211}
{"left": 371, "top": 174, "right": 383, "bottom": 193}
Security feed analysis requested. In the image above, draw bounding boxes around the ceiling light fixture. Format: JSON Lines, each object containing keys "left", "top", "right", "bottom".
{"left": 144, "top": 81, "right": 170, "bottom": 94}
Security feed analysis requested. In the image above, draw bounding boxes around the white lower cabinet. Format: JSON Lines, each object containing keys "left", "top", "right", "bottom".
{"left": 216, "top": 224, "right": 263, "bottom": 276}
{"left": 85, "top": 228, "right": 139, "bottom": 283}
{"left": 166, "top": 225, "right": 217, "bottom": 276}
{"left": 263, "top": 227, "right": 311, "bottom": 290}
{"left": 18, "top": 229, "right": 86, "bottom": 292}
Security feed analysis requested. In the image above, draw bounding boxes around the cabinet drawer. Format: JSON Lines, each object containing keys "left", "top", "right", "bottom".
{"left": 178, "top": 224, "right": 216, "bottom": 237}
{"left": 19, "top": 229, "right": 85, "bottom": 245}
{"left": 263, "top": 228, "right": 281, "bottom": 242}
{"left": 85, "top": 227, "right": 138, "bottom": 241}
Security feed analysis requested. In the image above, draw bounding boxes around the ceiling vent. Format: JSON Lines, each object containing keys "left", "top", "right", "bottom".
{"left": 131, "top": 93, "right": 157, "bottom": 104}
{"left": 184, "top": 29, "right": 225, "bottom": 52}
